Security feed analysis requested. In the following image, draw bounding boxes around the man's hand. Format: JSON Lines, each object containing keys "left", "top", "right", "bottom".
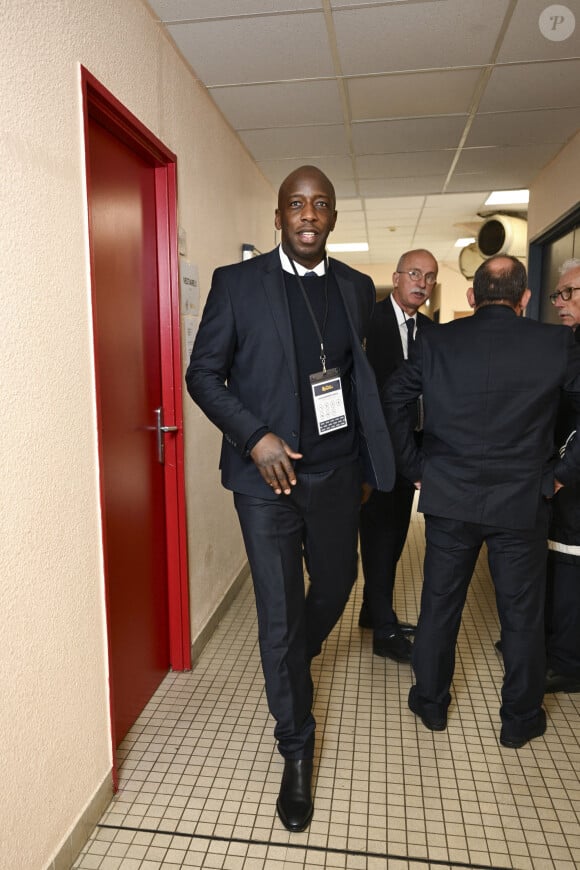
{"left": 414, "top": 481, "right": 421, "bottom": 490}
{"left": 554, "top": 478, "right": 564, "bottom": 495}
{"left": 250, "top": 433, "right": 303, "bottom": 495}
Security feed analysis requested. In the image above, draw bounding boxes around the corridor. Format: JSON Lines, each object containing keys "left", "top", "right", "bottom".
{"left": 72, "top": 508, "right": 580, "bottom": 870}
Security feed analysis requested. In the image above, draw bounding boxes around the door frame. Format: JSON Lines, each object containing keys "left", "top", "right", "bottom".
{"left": 81, "top": 69, "right": 191, "bottom": 685}
{"left": 528, "top": 201, "right": 580, "bottom": 321}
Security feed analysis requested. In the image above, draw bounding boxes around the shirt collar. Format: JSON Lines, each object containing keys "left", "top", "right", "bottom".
{"left": 279, "top": 244, "right": 326, "bottom": 276}
{"left": 390, "top": 293, "right": 416, "bottom": 326}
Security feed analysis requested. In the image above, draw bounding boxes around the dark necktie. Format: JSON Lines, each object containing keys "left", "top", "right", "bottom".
{"left": 406, "top": 317, "right": 415, "bottom": 347}
{"left": 303, "top": 271, "right": 317, "bottom": 278}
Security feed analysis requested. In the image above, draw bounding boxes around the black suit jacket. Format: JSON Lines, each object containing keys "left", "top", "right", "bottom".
{"left": 366, "top": 296, "right": 432, "bottom": 438}
{"left": 366, "top": 295, "right": 432, "bottom": 390}
{"left": 186, "top": 248, "right": 395, "bottom": 499}
{"left": 383, "top": 304, "right": 580, "bottom": 530}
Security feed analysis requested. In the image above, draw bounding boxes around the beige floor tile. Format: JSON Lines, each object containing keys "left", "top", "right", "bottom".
{"left": 73, "top": 507, "right": 580, "bottom": 870}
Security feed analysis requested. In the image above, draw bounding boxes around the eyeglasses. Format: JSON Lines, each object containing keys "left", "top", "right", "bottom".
{"left": 549, "top": 286, "right": 580, "bottom": 304}
{"left": 397, "top": 269, "right": 437, "bottom": 285}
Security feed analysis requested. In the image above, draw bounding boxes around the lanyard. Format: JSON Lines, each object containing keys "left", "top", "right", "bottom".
{"left": 290, "top": 258, "right": 329, "bottom": 373}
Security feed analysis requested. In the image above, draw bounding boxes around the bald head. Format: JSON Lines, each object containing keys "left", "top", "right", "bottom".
{"left": 472, "top": 256, "right": 528, "bottom": 308}
{"left": 277, "top": 165, "right": 336, "bottom": 211}
{"left": 275, "top": 165, "right": 337, "bottom": 269}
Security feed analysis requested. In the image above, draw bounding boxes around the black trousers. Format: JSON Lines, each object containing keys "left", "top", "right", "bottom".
{"left": 412, "top": 507, "right": 549, "bottom": 729}
{"left": 545, "top": 553, "right": 580, "bottom": 677}
{"left": 358, "top": 476, "right": 415, "bottom": 638}
{"left": 234, "top": 462, "right": 360, "bottom": 759}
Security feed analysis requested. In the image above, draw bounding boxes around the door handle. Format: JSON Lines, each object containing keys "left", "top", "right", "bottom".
{"left": 155, "top": 408, "right": 178, "bottom": 464}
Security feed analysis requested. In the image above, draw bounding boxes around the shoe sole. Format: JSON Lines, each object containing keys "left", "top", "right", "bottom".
{"left": 500, "top": 721, "right": 546, "bottom": 749}
{"left": 418, "top": 714, "right": 447, "bottom": 731}
{"left": 408, "top": 699, "right": 447, "bottom": 731}
{"left": 500, "top": 734, "right": 540, "bottom": 749}
{"left": 373, "top": 648, "right": 412, "bottom": 663}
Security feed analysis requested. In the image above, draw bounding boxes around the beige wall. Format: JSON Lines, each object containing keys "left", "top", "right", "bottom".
{"left": 0, "top": 1, "right": 274, "bottom": 867}
{"left": 528, "top": 130, "right": 580, "bottom": 240}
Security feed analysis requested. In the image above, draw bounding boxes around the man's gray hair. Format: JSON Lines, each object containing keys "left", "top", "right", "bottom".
{"left": 559, "top": 258, "right": 580, "bottom": 275}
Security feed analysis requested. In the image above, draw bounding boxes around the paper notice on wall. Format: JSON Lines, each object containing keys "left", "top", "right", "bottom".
{"left": 182, "top": 315, "right": 198, "bottom": 363}
{"left": 180, "top": 260, "right": 200, "bottom": 315}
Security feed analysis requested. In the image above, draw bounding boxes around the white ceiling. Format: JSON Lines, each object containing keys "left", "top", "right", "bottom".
{"left": 144, "top": 0, "right": 580, "bottom": 267}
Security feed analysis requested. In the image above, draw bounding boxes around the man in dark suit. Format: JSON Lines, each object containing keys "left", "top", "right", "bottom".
{"left": 544, "top": 257, "right": 580, "bottom": 694}
{"left": 186, "top": 166, "right": 394, "bottom": 832}
{"left": 358, "top": 249, "right": 437, "bottom": 662}
{"left": 383, "top": 255, "right": 580, "bottom": 749}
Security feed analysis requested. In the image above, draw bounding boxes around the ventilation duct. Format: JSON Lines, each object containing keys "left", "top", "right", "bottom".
{"left": 458, "top": 242, "right": 487, "bottom": 279}
{"left": 476, "top": 214, "right": 528, "bottom": 259}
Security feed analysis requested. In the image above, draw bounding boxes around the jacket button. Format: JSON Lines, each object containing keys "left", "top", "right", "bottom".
{"left": 291, "top": 431, "right": 298, "bottom": 438}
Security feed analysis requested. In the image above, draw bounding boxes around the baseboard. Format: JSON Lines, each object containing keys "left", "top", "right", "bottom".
{"left": 47, "top": 770, "right": 113, "bottom": 870}
{"left": 190, "top": 561, "right": 250, "bottom": 667}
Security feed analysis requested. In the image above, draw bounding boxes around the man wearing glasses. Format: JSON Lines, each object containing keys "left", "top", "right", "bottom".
{"left": 384, "top": 255, "right": 580, "bottom": 748}
{"left": 358, "top": 249, "right": 437, "bottom": 662}
{"left": 545, "top": 258, "right": 580, "bottom": 694}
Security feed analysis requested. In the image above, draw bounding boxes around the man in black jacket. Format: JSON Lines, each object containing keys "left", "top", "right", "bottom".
{"left": 358, "top": 250, "right": 437, "bottom": 662}
{"left": 186, "top": 166, "right": 394, "bottom": 832}
{"left": 545, "top": 257, "right": 580, "bottom": 694}
{"left": 384, "top": 255, "right": 580, "bottom": 749}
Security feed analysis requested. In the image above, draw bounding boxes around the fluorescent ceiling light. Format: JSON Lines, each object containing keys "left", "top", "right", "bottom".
{"left": 455, "top": 237, "right": 476, "bottom": 248}
{"left": 327, "top": 242, "right": 369, "bottom": 252}
{"left": 484, "top": 189, "right": 529, "bottom": 206}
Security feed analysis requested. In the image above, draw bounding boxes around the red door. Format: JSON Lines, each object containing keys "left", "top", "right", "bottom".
{"left": 88, "top": 117, "right": 170, "bottom": 746}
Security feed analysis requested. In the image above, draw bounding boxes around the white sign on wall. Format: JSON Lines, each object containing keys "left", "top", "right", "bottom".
{"left": 179, "top": 259, "right": 200, "bottom": 315}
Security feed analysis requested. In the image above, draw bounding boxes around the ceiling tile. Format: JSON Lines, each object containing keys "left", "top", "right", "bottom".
{"left": 210, "top": 81, "right": 344, "bottom": 130}
{"left": 165, "top": 12, "right": 331, "bottom": 86}
{"left": 351, "top": 116, "right": 466, "bottom": 154}
{"left": 359, "top": 176, "right": 447, "bottom": 196}
{"left": 497, "top": 0, "right": 580, "bottom": 63}
{"left": 347, "top": 69, "right": 482, "bottom": 120}
{"left": 479, "top": 60, "right": 580, "bottom": 112}
{"left": 336, "top": 198, "right": 364, "bottom": 211}
{"left": 423, "top": 192, "right": 489, "bottom": 212}
{"left": 256, "top": 156, "right": 357, "bottom": 189}
{"left": 141, "top": 0, "right": 575, "bottom": 267}
{"left": 239, "top": 125, "right": 350, "bottom": 160}
{"left": 148, "top": 0, "right": 322, "bottom": 19}
{"left": 333, "top": 0, "right": 511, "bottom": 74}
{"left": 363, "top": 196, "right": 425, "bottom": 211}
{"left": 455, "top": 143, "right": 563, "bottom": 173}
{"left": 367, "top": 216, "right": 419, "bottom": 228}
{"left": 356, "top": 151, "right": 454, "bottom": 178}
{"left": 467, "top": 107, "right": 580, "bottom": 149}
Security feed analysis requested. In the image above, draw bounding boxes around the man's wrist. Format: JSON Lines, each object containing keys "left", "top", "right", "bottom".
{"left": 244, "top": 426, "right": 270, "bottom": 457}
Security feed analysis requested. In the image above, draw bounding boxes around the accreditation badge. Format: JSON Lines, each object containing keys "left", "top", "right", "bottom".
{"left": 309, "top": 367, "right": 348, "bottom": 435}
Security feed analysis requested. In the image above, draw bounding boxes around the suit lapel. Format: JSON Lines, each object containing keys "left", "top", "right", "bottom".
{"left": 332, "top": 263, "right": 363, "bottom": 341}
{"left": 386, "top": 295, "right": 405, "bottom": 363}
{"left": 261, "top": 252, "right": 299, "bottom": 391}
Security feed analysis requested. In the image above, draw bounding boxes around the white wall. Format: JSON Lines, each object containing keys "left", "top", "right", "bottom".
{"left": 0, "top": 1, "right": 274, "bottom": 867}
{"left": 528, "top": 130, "right": 580, "bottom": 240}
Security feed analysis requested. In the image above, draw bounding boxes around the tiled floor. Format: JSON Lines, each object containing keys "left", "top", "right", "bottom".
{"left": 74, "top": 507, "right": 580, "bottom": 869}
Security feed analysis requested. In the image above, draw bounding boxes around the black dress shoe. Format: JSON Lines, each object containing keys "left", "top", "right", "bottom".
{"left": 408, "top": 690, "right": 447, "bottom": 731}
{"left": 358, "top": 603, "right": 373, "bottom": 629}
{"left": 399, "top": 621, "right": 417, "bottom": 635}
{"left": 276, "top": 759, "right": 313, "bottom": 833}
{"left": 494, "top": 639, "right": 503, "bottom": 654}
{"left": 545, "top": 669, "right": 580, "bottom": 694}
{"left": 500, "top": 709, "right": 546, "bottom": 749}
{"left": 373, "top": 630, "right": 412, "bottom": 662}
